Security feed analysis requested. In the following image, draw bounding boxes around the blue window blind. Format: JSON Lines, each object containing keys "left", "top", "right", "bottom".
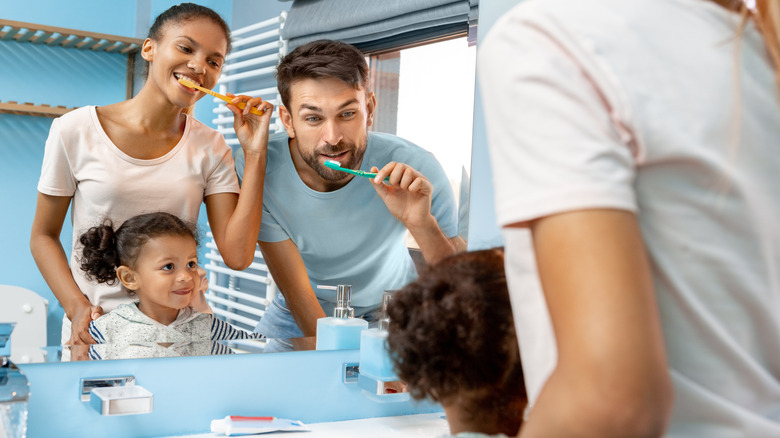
{"left": 280, "top": 0, "right": 478, "bottom": 52}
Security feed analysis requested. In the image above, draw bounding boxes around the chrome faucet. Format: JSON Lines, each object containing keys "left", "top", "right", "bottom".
{"left": 1, "top": 323, "right": 30, "bottom": 438}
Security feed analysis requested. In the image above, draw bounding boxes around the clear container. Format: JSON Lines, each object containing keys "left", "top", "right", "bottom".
{"left": 0, "top": 399, "right": 28, "bottom": 438}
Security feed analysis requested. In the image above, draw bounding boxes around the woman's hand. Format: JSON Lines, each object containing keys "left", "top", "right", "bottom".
{"left": 226, "top": 94, "right": 275, "bottom": 158}
{"left": 67, "top": 303, "right": 103, "bottom": 345}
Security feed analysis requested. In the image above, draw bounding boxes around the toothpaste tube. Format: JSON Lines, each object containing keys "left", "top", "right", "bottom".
{"left": 210, "top": 416, "right": 309, "bottom": 436}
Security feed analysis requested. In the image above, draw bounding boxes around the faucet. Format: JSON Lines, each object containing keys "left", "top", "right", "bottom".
{"left": 1, "top": 322, "right": 30, "bottom": 438}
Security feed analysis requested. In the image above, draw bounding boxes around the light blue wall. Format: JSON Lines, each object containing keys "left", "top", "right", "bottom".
{"left": 0, "top": 0, "right": 137, "bottom": 36}
{"left": 467, "top": 0, "right": 525, "bottom": 250}
{"left": 1, "top": 2, "right": 141, "bottom": 345}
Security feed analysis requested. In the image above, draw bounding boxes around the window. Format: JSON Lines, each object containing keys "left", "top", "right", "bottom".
{"left": 368, "top": 36, "right": 477, "bottom": 247}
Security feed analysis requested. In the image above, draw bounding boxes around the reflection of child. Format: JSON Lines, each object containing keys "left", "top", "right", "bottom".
{"left": 386, "top": 249, "right": 527, "bottom": 438}
{"left": 78, "top": 212, "right": 260, "bottom": 344}
{"left": 87, "top": 341, "right": 236, "bottom": 361}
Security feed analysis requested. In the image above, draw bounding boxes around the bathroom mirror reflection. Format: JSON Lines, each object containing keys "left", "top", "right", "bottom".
{"left": 0, "top": 0, "right": 477, "bottom": 364}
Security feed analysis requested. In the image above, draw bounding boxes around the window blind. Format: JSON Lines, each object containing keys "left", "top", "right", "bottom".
{"left": 280, "top": 0, "right": 478, "bottom": 52}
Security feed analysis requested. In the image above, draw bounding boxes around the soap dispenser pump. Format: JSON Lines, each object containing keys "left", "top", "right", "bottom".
{"left": 315, "top": 285, "right": 368, "bottom": 350}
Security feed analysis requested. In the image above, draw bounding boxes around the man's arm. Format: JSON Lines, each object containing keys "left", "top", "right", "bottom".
{"left": 258, "top": 239, "right": 326, "bottom": 337}
{"left": 517, "top": 209, "right": 673, "bottom": 438}
{"left": 370, "top": 162, "right": 458, "bottom": 265}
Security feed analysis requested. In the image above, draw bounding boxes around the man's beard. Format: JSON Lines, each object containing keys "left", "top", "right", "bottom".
{"left": 294, "top": 128, "right": 368, "bottom": 182}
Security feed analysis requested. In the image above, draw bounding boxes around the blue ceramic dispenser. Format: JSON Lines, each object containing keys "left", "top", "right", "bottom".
{"left": 315, "top": 285, "right": 368, "bottom": 350}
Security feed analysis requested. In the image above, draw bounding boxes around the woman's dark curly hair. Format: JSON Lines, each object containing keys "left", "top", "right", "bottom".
{"left": 78, "top": 212, "right": 198, "bottom": 288}
{"left": 386, "top": 248, "right": 526, "bottom": 434}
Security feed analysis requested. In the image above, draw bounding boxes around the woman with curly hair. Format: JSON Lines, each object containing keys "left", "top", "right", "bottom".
{"left": 386, "top": 249, "right": 526, "bottom": 437}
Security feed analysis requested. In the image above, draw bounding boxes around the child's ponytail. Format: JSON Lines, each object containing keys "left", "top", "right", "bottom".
{"left": 79, "top": 222, "right": 121, "bottom": 285}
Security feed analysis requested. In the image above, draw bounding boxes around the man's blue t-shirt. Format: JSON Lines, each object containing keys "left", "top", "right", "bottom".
{"left": 236, "top": 131, "right": 458, "bottom": 310}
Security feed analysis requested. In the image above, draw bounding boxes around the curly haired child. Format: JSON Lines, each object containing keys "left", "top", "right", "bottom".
{"left": 79, "top": 212, "right": 261, "bottom": 345}
{"left": 386, "top": 249, "right": 527, "bottom": 437}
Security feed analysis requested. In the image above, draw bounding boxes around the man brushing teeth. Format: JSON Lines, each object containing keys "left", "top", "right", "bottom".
{"left": 235, "top": 39, "right": 462, "bottom": 353}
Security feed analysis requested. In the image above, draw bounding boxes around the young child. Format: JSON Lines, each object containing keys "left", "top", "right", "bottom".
{"left": 78, "top": 212, "right": 261, "bottom": 345}
{"left": 386, "top": 249, "right": 527, "bottom": 438}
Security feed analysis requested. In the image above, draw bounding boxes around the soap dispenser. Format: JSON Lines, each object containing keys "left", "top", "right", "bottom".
{"left": 358, "top": 292, "right": 397, "bottom": 381}
{"left": 315, "top": 285, "right": 368, "bottom": 350}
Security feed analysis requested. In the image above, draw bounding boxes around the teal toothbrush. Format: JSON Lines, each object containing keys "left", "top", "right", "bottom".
{"left": 324, "top": 159, "right": 390, "bottom": 182}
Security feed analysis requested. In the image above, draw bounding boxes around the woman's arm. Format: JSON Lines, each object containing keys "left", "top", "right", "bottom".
{"left": 205, "top": 96, "right": 274, "bottom": 270}
{"left": 517, "top": 209, "right": 673, "bottom": 438}
{"left": 30, "top": 192, "right": 101, "bottom": 345}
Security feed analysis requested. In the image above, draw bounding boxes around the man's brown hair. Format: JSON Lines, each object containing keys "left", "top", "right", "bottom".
{"left": 275, "top": 40, "right": 370, "bottom": 109}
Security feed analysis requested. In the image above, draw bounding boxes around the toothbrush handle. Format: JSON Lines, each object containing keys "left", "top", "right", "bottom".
{"left": 204, "top": 88, "right": 265, "bottom": 116}
{"left": 360, "top": 170, "right": 390, "bottom": 182}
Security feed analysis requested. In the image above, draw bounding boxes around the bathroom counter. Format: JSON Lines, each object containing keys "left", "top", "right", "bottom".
{"left": 168, "top": 413, "right": 449, "bottom": 437}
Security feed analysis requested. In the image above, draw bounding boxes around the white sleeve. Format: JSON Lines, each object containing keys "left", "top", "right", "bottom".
{"left": 37, "top": 118, "right": 77, "bottom": 197}
{"left": 478, "top": 3, "right": 639, "bottom": 227}
{"left": 205, "top": 140, "right": 240, "bottom": 197}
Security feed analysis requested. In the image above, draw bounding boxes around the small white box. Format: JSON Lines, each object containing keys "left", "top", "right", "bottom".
{"left": 89, "top": 385, "right": 153, "bottom": 416}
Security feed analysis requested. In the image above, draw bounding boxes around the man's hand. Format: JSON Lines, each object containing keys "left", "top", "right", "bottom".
{"left": 369, "top": 162, "right": 435, "bottom": 231}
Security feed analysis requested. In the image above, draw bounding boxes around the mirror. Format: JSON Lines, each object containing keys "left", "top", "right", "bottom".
{"left": 0, "top": 0, "right": 478, "bottom": 364}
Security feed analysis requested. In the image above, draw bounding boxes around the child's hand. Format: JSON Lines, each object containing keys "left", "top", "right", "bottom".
{"left": 189, "top": 266, "right": 213, "bottom": 314}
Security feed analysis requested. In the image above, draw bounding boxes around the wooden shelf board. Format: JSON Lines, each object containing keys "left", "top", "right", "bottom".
{"left": 0, "top": 19, "right": 143, "bottom": 117}
{"left": 0, "top": 19, "right": 143, "bottom": 54}
{"left": 0, "top": 101, "right": 76, "bottom": 118}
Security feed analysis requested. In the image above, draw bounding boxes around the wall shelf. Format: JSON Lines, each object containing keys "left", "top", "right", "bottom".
{"left": 0, "top": 19, "right": 142, "bottom": 54}
{"left": 0, "top": 101, "right": 76, "bottom": 118}
{"left": 0, "top": 19, "right": 144, "bottom": 117}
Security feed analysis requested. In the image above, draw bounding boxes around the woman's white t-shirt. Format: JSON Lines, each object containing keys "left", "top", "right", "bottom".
{"left": 38, "top": 106, "right": 239, "bottom": 317}
{"left": 479, "top": 0, "right": 780, "bottom": 436}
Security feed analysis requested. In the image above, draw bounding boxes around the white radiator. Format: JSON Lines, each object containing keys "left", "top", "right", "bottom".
{"left": 204, "top": 231, "right": 277, "bottom": 353}
{"left": 204, "top": 13, "right": 288, "bottom": 354}
{"left": 214, "top": 12, "right": 289, "bottom": 146}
